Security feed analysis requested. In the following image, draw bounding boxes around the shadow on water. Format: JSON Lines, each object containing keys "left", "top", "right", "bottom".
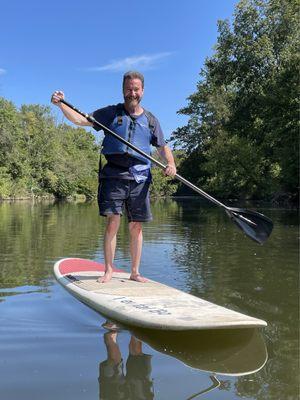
{"left": 98, "top": 324, "right": 267, "bottom": 400}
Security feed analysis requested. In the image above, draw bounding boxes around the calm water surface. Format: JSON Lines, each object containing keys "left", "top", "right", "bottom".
{"left": 0, "top": 199, "right": 298, "bottom": 400}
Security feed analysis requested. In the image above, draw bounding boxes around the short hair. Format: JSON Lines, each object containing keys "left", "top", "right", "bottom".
{"left": 123, "top": 71, "right": 144, "bottom": 89}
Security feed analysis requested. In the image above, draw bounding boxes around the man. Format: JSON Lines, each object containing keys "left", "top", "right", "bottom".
{"left": 51, "top": 71, "right": 176, "bottom": 283}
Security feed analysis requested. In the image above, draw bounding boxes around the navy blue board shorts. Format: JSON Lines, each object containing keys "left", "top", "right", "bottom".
{"left": 98, "top": 179, "right": 152, "bottom": 222}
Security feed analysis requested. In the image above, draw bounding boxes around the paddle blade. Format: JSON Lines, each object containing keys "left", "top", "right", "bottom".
{"left": 226, "top": 208, "right": 273, "bottom": 244}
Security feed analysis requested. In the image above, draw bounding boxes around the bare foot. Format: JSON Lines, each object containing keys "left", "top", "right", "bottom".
{"left": 130, "top": 274, "right": 148, "bottom": 283}
{"left": 97, "top": 270, "right": 113, "bottom": 283}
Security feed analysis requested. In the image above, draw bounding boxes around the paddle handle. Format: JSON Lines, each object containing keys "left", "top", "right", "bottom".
{"left": 59, "top": 99, "right": 227, "bottom": 208}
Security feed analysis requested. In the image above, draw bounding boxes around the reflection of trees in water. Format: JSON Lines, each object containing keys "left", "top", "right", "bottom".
{"left": 235, "top": 363, "right": 298, "bottom": 400}
{"left": 114, "top": 198, "right": 182, "bottom": 262}
{"left": 1, "top": 200, "right": 298, "bottom": 399}
{"left": 168, "top": 199, "right": 299, "bottom": 400}
{"left": 0, "top": 201, "right": 103, "bottom": 288}
{"left": 0, "top": 199, "right": 182, "bottom": 288}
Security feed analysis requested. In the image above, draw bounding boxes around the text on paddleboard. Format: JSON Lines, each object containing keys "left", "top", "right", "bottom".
{"left": 112, "top": 297, "right": 171, "bottom": 315}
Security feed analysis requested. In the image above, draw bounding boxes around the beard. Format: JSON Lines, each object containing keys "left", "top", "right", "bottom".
{"left": 124, "top": 95, "right": 141, "bottom": 107}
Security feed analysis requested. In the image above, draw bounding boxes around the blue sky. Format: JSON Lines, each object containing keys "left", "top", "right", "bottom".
{"left": 1, "top": 0, "right": 238, "bottom": 139}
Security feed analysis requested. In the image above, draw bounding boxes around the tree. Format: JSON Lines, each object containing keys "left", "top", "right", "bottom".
{"left": 150, "top": 150, "right": 183, "bottom": 197}
{"left": 0, "top": 98, "right": 100, "bottom": 200}
{"left": 172, "top": 0, "right": 299, "bottom": 201}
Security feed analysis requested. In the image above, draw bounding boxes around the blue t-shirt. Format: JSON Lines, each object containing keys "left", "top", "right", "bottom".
{"left": 92, "top": 104, "right": 166, "bottom": 180}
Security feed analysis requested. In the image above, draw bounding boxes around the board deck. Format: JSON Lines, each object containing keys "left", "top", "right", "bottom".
{"left": 54, "top": 258, "right": 267, "bottom": 331}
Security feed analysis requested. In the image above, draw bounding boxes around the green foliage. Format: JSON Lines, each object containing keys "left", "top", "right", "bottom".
{"left": 150, "top": 167, "right": 177, "bottom": 197}
{"left": 0, "top": 97, "right": 100, "bottom": 200}
{"left": 172, "top": 0, "right": 299, "bottom": 201}
{"left": 0, "top": 167, "right": 13, "bottom": 197}
{"left": 150, "top": 150, "right": 183, "bottom": 197}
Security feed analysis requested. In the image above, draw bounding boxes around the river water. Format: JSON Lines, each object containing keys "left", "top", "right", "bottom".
{"left": 0, "top": 199, "right": 298, "bottom": 400}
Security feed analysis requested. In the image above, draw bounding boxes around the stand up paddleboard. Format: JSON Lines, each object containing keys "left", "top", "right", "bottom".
{"left": 54, "top": 258, "right": 267, "bottom": 331}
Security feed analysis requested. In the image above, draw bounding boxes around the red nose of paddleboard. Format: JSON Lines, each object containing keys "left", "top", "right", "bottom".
{"left": 58, "top": 258, "right": 123, "bottom": 275}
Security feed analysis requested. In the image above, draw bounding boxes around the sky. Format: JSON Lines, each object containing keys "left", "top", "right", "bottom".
{"left": 0, "top": 0, "right": 238, "bottom": 140}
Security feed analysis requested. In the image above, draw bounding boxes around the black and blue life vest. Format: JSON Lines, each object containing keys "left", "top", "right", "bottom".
{"left": 101, "top": 103, "right": 157, "bottom": 166}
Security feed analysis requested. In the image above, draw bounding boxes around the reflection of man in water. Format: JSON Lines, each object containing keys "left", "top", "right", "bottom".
{"left": 99, "top": 324, "right": 154, "bottom": 400}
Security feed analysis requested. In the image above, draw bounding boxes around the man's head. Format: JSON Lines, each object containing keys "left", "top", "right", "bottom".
{"left": 123, "top": 71, "right": 144, "bottom": 89}
{"left": 123, "top": 71, "right": 144, "bottom": 110}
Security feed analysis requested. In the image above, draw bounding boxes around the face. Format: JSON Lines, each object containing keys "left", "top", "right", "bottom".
{"left": 123, "top": 78, "right": 144, "bottom": 108}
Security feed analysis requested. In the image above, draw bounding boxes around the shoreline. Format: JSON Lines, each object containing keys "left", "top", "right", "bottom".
{"left": 0, "top": 194, "right": 298, "bottom": 209}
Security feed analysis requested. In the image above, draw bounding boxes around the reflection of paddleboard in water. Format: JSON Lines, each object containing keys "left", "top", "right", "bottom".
{"left": 54, "top": 258, "right": 267, "bottom": 330}
{"left": 97, "top": 328, "right": 267, "bottom": 400}
{"left": 131, "top": 327, "right": 268, "bottom": 376}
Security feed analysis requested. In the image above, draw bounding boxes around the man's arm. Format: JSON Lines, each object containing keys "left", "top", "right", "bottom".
{"left": 51, "top": 91, "right": 93, "bottom": 127}
{"left": 157, "top": 145, "right": 177, "bottom": 177}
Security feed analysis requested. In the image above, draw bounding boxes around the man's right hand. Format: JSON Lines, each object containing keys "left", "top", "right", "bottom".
{"left": 51, "top": 90, "right": 64, "bottom": 105}
{"left": 50, "top": 90, "right": 92, "bottom": 127}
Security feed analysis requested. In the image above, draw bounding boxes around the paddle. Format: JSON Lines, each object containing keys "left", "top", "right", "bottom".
{"left": 59, "top": 99, "right": 273, "bottom": 244}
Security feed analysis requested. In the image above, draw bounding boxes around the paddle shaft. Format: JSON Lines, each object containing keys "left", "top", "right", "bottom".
{"left": 60, "top": 99, "right": 226, "bottom": 209}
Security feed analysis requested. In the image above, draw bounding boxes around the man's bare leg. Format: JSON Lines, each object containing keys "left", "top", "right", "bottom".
{"left": 103, "top": 331, "right": 122, "bottom": 365}
{"left": 98, "top": 214, "right": 120, "bottom": 283}
{"left": 129, "top": 222, "right": 148, "bottom": 283}
{"left": 129, "top": 336, "right": 143, "bottom": 355}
